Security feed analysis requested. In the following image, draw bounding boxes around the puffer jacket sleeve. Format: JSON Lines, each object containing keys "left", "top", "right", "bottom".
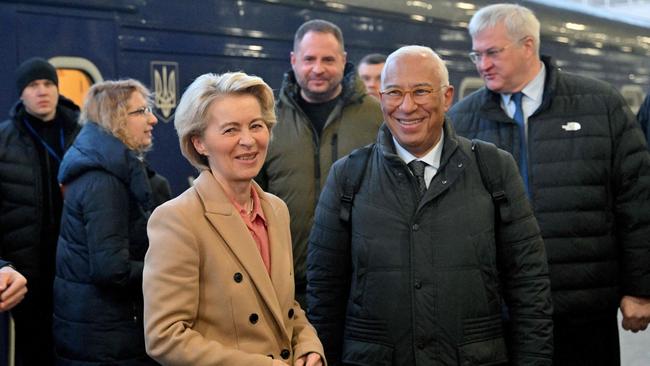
{"left": 306, "top": 158, "right": 352, "bottom": 365}
{"left": 494, "top": 149, "right": 553, "bottom": 365}
{"left": 612, "top": 93, "right": 650, "bottom": 297}
{"left": 81, "top": 172, "right": 142, "bottom": 287}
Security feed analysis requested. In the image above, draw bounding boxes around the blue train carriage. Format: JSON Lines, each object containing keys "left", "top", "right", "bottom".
{"left": 0, "top": 0, "right": 648, "bottom": 197}
{"left": 0, "top": 0, "right": 649, "bottom": 365}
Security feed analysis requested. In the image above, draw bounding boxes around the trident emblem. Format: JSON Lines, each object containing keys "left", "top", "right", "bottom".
{"left": 151, "top": 61, "right": 178, "bottom": 122}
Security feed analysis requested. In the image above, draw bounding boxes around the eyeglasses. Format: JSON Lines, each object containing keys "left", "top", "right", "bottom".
{"left": 379, "top": 86, "right": 448, "bottom": 106}
{"left": 127, "top": 106, "right": 153, "bottom": 116}
{"left": 468, "top": 36, "right": 529, "bottom": 64}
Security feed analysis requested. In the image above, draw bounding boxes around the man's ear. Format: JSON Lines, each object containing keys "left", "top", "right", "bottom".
{"left": 443, "top": 85, "right": 455, "bottom": 112}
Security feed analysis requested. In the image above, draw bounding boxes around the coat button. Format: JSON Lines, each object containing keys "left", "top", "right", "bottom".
{"left": 233, "top": 272, "right": 243, "bottom": 283}
{"left": 414, "top": 280, "right": 422, "bottom": 289}
{"left": 441, "top": 180, "right": 448, "bottom": 185}
{"left": 288, "top": 308, "right": 295, "bottom": 318}
{"left": 280, "top": 349, "right": 290, "bottom": 359}
{"left": 412, "top": 224, "right": 419, "bottom": 231}
{"left": 249, "top": 313, "right": 259, "bottom": 324}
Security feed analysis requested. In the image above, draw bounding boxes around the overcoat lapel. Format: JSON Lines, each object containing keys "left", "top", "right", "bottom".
{"left": 257, "top": 187, "right": 291, "bottom": 301}
{"left": 193, "top": 171, "right": 289, "bottom": 341}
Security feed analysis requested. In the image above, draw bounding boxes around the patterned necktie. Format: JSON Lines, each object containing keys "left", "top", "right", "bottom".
{"left": 408, "top": 160, "right": 427, "bottom": 197}
{"left": 512, "top": 92, "right": 529, "bottom": 194}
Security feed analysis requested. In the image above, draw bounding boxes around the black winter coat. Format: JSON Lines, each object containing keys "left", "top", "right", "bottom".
{"left": 0, "top": 97, "right": 79, "bottom": 284}
{"left": 307, "top": 122, "right": 553, "bottom": 365}
{"left": 449, "top": 56, "right": 650, "bottom": 317}
{"left": 54, "top": 122, "right": 158, "bottom": 365}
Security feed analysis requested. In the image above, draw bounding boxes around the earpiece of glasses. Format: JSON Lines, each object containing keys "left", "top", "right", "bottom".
{"left": 128, "top": 106, "right": 153, "bottom": 116}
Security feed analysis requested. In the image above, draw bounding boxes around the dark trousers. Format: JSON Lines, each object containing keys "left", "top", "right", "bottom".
{"left": 553, "top": 312, "right": 620, "bottom": 366}
{"left": 11, "top": 282, "right": 55, "bottom": 366}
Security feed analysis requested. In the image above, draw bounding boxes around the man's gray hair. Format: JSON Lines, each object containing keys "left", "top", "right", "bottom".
{"left": 383, "top": 46, "right": 449, "bottom": 87}
{"left": 469, "top": 3, "right": 540, "bottom": 55}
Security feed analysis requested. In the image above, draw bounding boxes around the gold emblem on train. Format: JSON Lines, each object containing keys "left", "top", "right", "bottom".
{"left": 151, "top": 61, "right": 178, "bottom": 123}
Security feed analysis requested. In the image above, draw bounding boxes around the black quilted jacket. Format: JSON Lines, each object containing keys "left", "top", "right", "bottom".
{"left": 449, "top": 56, "right": 650, "bottom": 317}
{"left": 0, "top": 96, "right": 79, "bottom": 283}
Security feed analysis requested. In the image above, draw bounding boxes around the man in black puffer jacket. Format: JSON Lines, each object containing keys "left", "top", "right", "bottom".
{"left": 308, "top": 45, "right": 553, "bottom": 366}
{"left": 0, "top": 57, "right": 80, "bottom": 365}
{"left": 449, "top": 4, "right": 650, "bottom": 365}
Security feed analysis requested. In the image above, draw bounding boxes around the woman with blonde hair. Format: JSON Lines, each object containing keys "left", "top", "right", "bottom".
{"left": 143, "top": 72, "right": 325, "bottom": 366}
{"left": 54, "top": 79, "right": 162, "bottom": 365}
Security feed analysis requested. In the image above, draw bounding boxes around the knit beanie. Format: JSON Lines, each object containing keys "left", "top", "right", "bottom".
{"left": 16, "top": 57, "right": 58, "bottom": 95}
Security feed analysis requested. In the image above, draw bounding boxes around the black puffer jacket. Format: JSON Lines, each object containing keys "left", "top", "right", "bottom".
{"left": 0, "top": 96, "right": 79, "bottom": 283}
{"left": 449, "top": 56, "right": 650, "bottom": 317}
{"left": 54, "top": 122, "right": 158, "bottom": 365}
{"left": 307, "top": 122, "right": 553, "bottom": 365}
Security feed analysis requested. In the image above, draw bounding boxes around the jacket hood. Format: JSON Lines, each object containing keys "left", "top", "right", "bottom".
{"left": 58, "top": 122, "right": 153, "bottom": 211}
{"left": 279, "top": 62, "right": 367, "bottom": 107}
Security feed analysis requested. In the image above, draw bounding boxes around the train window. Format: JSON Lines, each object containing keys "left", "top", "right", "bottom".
{"left": 620, "top": 85, "right": 644, "bottom": 114}
{"left": 56, "top": 69, "right": 92, "bottom": 108}
{"left": 458, "top": 77, "right": 484, "bottom": 100}
{"left": 48, "top": 56, "right": 103, "bottom": 108}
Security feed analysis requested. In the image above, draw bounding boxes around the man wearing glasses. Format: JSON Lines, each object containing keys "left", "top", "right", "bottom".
{"left": 449, "top": 4, "right": 650, "bottom": 365}
{"left": 307, "top": 45, "right": 553, "bottom": 365}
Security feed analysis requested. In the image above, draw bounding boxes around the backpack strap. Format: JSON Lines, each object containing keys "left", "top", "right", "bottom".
{"left": 472, "top": 139, "right": 508, "bottom": 215}
{"left": 339, "top": 144, "right": 373, "bottom": 223}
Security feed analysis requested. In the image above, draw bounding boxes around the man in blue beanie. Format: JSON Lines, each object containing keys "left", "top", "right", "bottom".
{"left": 0, "top": 57, "right": 80, "bottom": 365}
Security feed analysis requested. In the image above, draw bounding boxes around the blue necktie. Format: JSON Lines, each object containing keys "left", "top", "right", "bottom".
{"left": 512, "top": 92, "right": 529, "bottom": 194}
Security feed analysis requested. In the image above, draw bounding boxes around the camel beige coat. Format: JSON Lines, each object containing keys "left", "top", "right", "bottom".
{"left": 143, "top": 170, "right": 325, "bottom": 365}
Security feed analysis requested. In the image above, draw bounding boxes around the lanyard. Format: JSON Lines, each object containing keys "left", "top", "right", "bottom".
{"left": 23, "top": 118, "right": 65, "bottom": 163}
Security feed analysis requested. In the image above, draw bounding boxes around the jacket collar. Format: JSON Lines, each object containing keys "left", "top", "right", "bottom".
{"left": 377, "top": 119, "right": 468, "bottom": 210}
{"left": 58, "top": 122, "right": 153, "bottom": 213}
{"left": 279, "top": 62, "right": 367, "bottom": 108}
{"left": 193, "top": 170, "right": 291, "bottom": 342}
{"left": 10, "top": 95, "right": 80, "bottom": 146}
{"left": 479, "top": 55, "right": 557, "bottom": 120}
{"left": 377, "top": 116, "right": 460, "bottom": 166}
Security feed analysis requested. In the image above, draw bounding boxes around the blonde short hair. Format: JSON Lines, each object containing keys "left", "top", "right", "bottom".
{"left": 174, "top": 72, "right": 276, "bottom": 171}
{"left": 80, "top": 79, "right": 152, "bottom": 151}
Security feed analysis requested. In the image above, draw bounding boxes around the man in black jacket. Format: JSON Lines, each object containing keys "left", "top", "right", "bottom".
{"left": 0, "top": 57, "right": 80, "bottom": 365}
{"left": 307, "top": 45, "right": 553, "bottom": 366}
{"left": 449, "top": 4, "right": 650, "bottom": 365}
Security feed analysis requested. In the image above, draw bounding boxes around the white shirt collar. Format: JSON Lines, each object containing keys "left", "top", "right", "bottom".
{"left": 502, "top": 61, "right": 546, "bottom": 107}
{"left": 393, "top": 129, "right": 444, "bottom": 171}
